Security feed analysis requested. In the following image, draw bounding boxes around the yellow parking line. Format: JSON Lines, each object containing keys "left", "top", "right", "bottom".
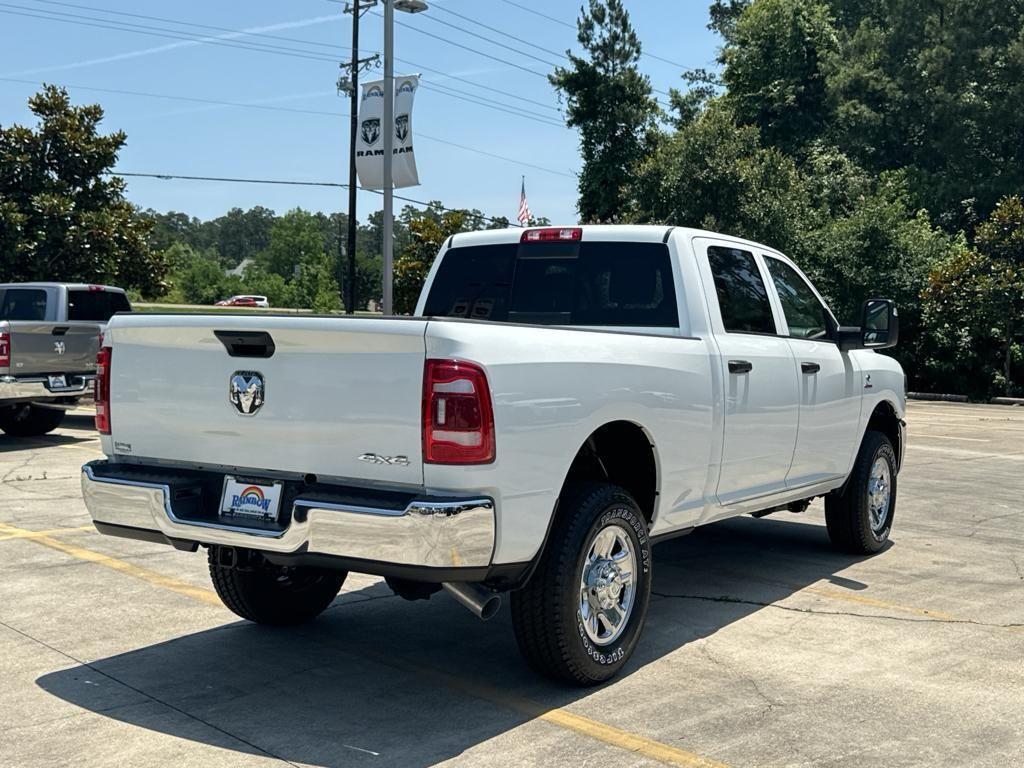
{"left": 803, "top": 586, "right": 961, "bottom": 621}
{"left": 0, "top": 524, "right": 94, "bottom": 542}
{"left": 1, "top": 520, "right": 729, "bottom": 768}
{"left": 364, "top": 651, "right": 728, "bottom": 768}
{"left": 0, "top": 521, "right": 222, "bottom": 608}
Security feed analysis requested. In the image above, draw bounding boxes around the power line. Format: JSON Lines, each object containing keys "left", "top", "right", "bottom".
{"left": 1, "top": 4, "right": 568, "bottom": 125}
{"left": 0, "top": 76, "right": 574, "bottom": 178}
{"left": 374, "top": 7, "right": 671, "bottom": 107}
{"left": 494, "top": 0, "right": 691, "bottom": 70}
{"left": 415, "top": 10, "right": 560, "bottom": 68}
{"left": 23, "top": 0, "right": 359, "bottom": 53}
{"left": 496, "top": 0, "right": 574, "bottom": 30}
{"left": 0, "top": 6, "right": 345, "bottom": 63}
{"left": 108, "top": 171, "right": 521, "bottom": 227}
{"left": 418, "top": 81, "right": 563, "bottom": 127}
{"left": 23, "top": 0, "right": 562, "bottom": 114}
{"left": 430, "top": 4, "right": 567, "bottom": 60}
{"left": 382, "top": 12, "right": 549, "bottom": 80}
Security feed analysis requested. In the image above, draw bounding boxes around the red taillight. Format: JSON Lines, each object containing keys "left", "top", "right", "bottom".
{"left": 95, "top": 345, "right": 111, "bottom": 434}
{"left": 0, "top": 331, "right": 9, "bottom": 368}
{"left": 422, "top": 359, "right": 495, "bottom": 464}
{"left": 520, "top": 227, "right": 582, "bottom": 243}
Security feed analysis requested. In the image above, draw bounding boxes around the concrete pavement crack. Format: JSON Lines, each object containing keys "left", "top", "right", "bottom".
{"left": 650, "top": 591, "right": 1024, "bottom": 629}
{"left": 0, "top": 617, "right": 303, "bottom": 767}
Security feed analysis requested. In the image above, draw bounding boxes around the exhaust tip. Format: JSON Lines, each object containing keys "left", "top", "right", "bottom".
{"left": 478, "top": 594, "right": 501, "bottom": 621}
{"left": 443, "top": 581, "right": 502, "bottom": 621}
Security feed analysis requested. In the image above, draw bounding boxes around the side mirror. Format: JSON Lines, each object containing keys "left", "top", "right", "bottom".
{"left": 837, "top": 299, "right": 899, "bottom": 351}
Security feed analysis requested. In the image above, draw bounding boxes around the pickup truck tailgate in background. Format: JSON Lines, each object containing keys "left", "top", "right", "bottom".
{"left": 106, "top": 315, "right": 429, "bottom": 486}
{"left": 6, "top": 322, "right": 99, "bottom": 375}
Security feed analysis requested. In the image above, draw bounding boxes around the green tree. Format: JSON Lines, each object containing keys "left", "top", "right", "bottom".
{"left": 212, "top": 206, "right": 276, "bottom": 268}
{"left": 629, "top": 102, "right": 812, "bottom": 254}
{"left": 551, "top": 0, "right": 657, "bottom": 222}
{"left": 0, "top": 86, "right": 166, "bottom": 294}
{"left": 923, "top": 197, "right": 1024, "bottom": 395}
{"left": 393, "top": 210, "right": 472, "bottom": 315}
{"left": 174, "top": 248, "right": 235, "bottom": 305}
{"left": 292, "top": 251, "right": 342, "bottom": 313}
{"left": 803, "top": 171, "right": 964, "bottom": 383}
{"left": 720, "top": 0, "right": 839, "bottom": 156}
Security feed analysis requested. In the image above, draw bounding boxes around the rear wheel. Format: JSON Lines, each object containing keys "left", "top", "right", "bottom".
{"left": 511, "top": 483, "right": 652, "bottom": 686}
{"left": 825, "top": 430, "right": 897, "bottom": 554}
{"left": 0, "top": 405, "right": 65, "bottom": 436}
{"left": 208, "top": 547, "right": 346, "bottom": 626}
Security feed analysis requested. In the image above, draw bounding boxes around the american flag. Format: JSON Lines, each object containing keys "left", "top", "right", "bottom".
{"left": 517, "top": 177, "right": 532, "bottom": 226}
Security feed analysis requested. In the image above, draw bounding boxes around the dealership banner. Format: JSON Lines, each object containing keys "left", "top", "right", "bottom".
{"left": 356, "top": 75, "right": 420, "bottom": 189}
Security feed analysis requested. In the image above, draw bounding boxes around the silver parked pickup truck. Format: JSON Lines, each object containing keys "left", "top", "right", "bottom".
{"left": 0, "top": 283, "right": 130, "bottom": 436}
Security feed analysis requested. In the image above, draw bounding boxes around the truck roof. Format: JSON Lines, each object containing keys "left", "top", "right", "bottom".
{"left": 0, "top": 282, "right": 127, "bottom": 292}
{"left": 448, "top": 224, "right": 782, "bottom": 255}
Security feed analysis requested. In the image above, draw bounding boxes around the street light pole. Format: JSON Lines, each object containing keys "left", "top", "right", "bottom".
{"left": 345, "top": 0, "right": 360, "bottom": 314}
{"left": 382, "top": 0, "right": 394, "bottom": 315}
{"left": 379, "top": 0, "right": 427, "bottom": 316}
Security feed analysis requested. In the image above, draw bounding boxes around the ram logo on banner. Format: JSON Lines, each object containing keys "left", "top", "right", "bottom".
{"left": 356, "top": 75, "right": 420, "bottom": 189}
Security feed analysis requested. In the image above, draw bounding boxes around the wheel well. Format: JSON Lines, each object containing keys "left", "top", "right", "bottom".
{"left": 867, "top": 401, "right": 902, "bottom": 470}
{"left": 559, "top": 421, "right": 658, "bottom": 524}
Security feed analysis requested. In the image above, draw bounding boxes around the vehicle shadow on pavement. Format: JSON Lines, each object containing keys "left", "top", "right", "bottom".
{"left": 0, "top": 414, "right": 98, "bottom": 452}
{"left": 37, "top": 515, "right": 868, "bottom": 766}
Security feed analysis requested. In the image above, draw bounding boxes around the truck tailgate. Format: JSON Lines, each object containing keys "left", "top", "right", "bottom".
{"left": 107, "top": 315, "right": 429, "bottom": 486}
{"left": 7, "top": 322, "right": 99, "bottom": 375}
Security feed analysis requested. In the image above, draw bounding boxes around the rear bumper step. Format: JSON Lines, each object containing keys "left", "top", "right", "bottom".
{"left": 0, "top": 374, "right": 94, "bottom": 403}
{"left": 81, "top": 460, "right": 495, "bottom": 569}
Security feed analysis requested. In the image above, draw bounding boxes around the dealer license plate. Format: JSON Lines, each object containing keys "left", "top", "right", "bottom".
{"left": 220, "top": 477, "right": 283, "bottom": 522}
{"left": 48, "top": 375, "right": 67, "bottom": 390}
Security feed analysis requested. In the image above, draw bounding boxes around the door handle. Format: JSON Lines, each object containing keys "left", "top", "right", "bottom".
{"left": 801, "top": 362, "right": 821, "bottom": 374}
{"left": 728, "top": 360, "right": 753, "bottom": 374}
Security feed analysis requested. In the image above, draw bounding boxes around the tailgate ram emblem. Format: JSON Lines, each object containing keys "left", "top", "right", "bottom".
{"left": 54, "top": 341, "right": 65, "bottom": 355}
{"left": 229, "top": 371, "right": 265, "bottom": 416}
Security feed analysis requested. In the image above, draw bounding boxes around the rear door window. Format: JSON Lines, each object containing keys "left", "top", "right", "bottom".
{"left": 423, "top": 241, "right": 678, "bottom": 327}
{"left": 67, "top": 290, "right": 131, "bottom": 322}
{"left": 0, "top": 289, "right": 48, "bottom": 321}
{"left": 707, "top": 246, "right": 776, "bottom": 334}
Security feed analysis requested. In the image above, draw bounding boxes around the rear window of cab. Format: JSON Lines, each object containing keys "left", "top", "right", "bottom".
{"left": 423, "top": 241, "right": 678, "bottom": 327}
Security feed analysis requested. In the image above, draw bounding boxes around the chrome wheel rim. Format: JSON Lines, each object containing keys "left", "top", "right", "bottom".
{"left": 579, "top": 524, "right": 637, "bottom": 646}
{"left": 867, "top": 456, "right": 892, "bottom": 534}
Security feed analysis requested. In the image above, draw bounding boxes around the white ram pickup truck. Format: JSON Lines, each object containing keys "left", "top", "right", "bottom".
{"left": 81, "top": 225, "right": 905, "bottom": 685}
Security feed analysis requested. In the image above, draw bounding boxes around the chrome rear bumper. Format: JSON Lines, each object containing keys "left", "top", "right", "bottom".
{"left": 0, "top": 374, "right": 94, "bottom": 404}
{"left": 81, "top": 461, "right": 495, "bottom": 569}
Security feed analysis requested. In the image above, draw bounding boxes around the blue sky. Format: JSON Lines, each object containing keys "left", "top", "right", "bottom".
{"left": 0, "top": 0, "right": 721, "bottom": 226}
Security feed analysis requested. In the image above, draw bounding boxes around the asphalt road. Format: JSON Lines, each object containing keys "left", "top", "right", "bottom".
{"left": 1, "top": 402, "right": 1022, "bottom": 767}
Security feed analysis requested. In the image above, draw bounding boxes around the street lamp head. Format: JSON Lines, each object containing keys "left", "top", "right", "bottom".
{"left": 394, "top": 0, "right": 428, "bottom": 12}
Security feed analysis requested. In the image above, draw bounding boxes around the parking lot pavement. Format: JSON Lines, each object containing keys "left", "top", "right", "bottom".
{"left": 1, "top": 403, "right": 1022, "bottom": 768}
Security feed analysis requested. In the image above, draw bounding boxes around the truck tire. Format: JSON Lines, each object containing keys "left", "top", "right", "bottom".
{"left": 207, "top": 547, "right": 346, "bottom": 626}
{"left": 825, "top": 430, "right": 897, "bottom": 554}
{"left": 0, "top": 405, "right": 65, "bottom": 437}
{"left": 510, "top": 483, "right": 652, "bottom": 686}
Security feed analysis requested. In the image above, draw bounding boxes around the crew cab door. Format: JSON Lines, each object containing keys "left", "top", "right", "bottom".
{"left": 761, "top": 255, "right": 862, "bottom": 486}
{"left": 696, "top": 240, "right": 799, "bottom": 505}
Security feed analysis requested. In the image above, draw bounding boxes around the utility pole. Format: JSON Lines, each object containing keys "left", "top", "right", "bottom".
{"left": 338, "top": 1, "right": 379, "bottom": 314}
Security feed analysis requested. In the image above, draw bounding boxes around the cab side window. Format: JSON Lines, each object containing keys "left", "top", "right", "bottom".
{"left": 707, "top": 246, "right": 776, "bottom": 334}
{"left": 764, "top": 257, "right": 831, "bottom": 340}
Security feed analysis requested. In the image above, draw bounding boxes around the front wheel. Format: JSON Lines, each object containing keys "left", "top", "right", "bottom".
{"left": 208, "top": 547, "right": 346, "bottom": 626}
{"left": 0, "top": 405, "right": 65, "bottom": 436}
{"left": 825, "top": 430, "right": 897, "bottom": 554}
{"left": 511, "top": 483, "right": 652, "bottom": 686}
